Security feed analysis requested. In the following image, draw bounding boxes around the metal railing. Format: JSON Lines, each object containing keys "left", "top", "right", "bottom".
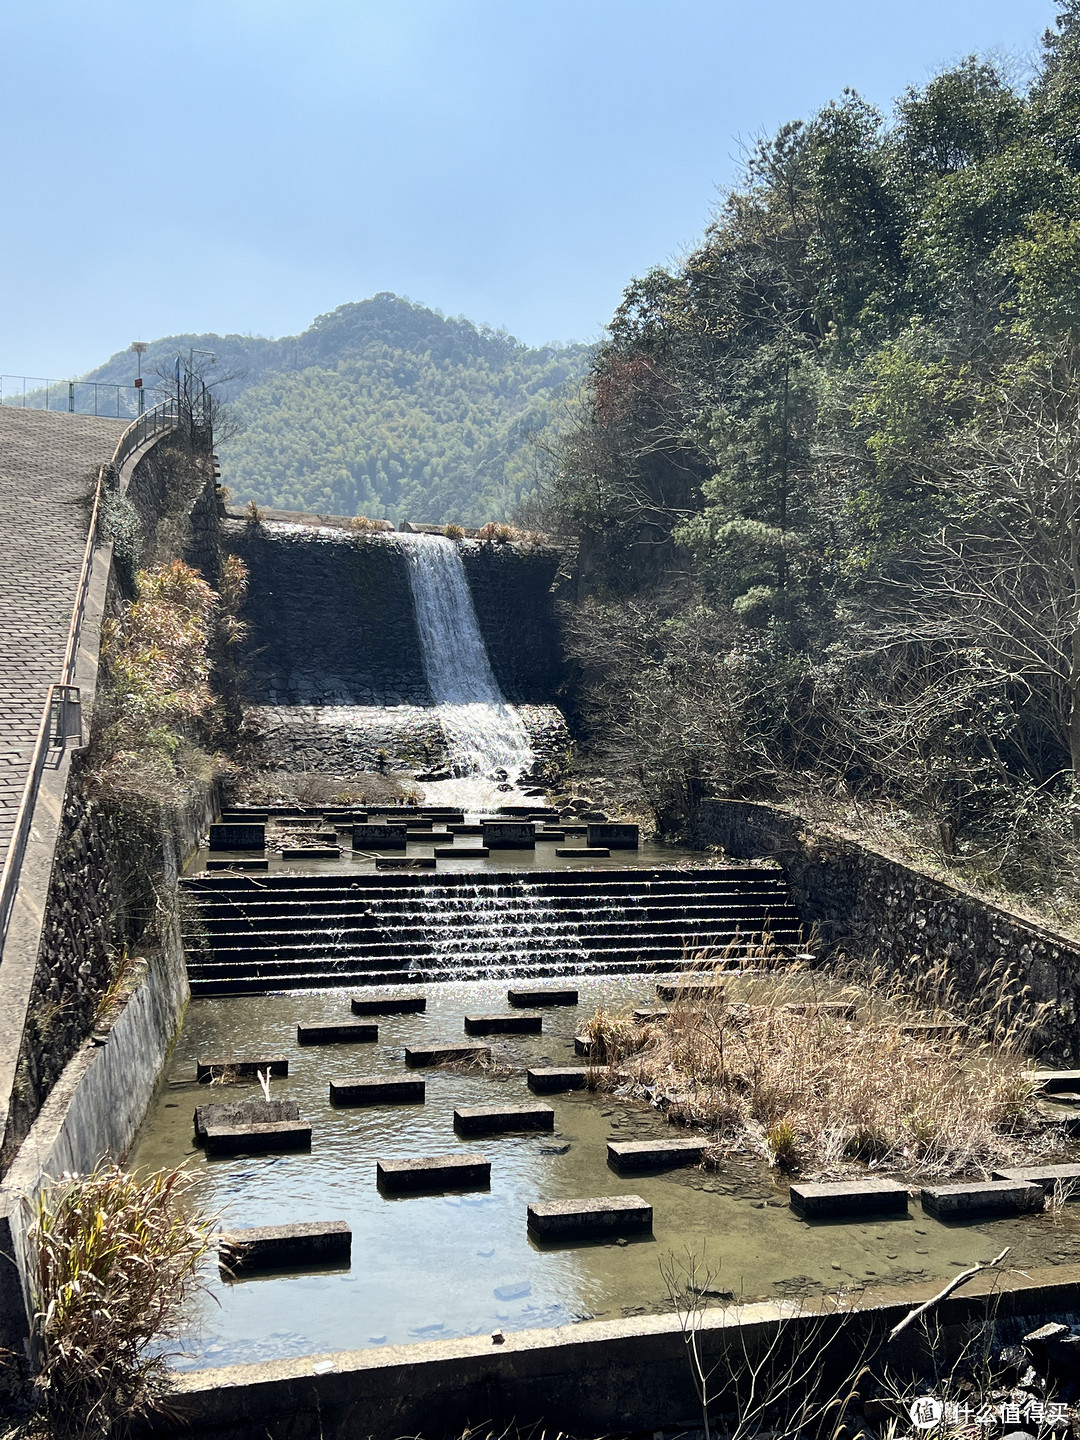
{"left": 0, "top": 383, "right": 204, "bottom": 947}
{"left": 0, "top": 374, "right": 160, "bottom": 419}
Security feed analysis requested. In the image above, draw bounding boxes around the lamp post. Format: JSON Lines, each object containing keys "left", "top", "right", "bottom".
{"left": 130, "top": 341, "right": 148, "bottom": 415}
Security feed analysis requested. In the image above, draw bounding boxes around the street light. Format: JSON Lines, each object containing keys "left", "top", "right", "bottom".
{"left": 130, "top": 341, "right": 148, "bottom": 415}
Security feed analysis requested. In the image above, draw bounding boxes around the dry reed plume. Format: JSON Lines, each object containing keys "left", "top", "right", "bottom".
{"left": 587, "top": 953, "right": 1053, "bottom": 1179}
{"left": 27, "top": 1163, "right": 214, "bottom": 1438}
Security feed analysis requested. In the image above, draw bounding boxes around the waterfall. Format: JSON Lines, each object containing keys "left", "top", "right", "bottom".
{"left": 411, "top": 883, "right": 586, "bottom": 977}
{"left": 397, "top": 534, "right": 534, "bottom": 804}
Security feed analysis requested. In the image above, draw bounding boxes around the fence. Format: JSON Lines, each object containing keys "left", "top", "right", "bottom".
{"left": 0, "top": 375, "right": 159, "bottom": 419}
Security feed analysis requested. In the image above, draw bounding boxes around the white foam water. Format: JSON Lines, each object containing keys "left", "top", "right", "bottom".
{"left": 397, "top": 534, "right": 535, "bottom": 807}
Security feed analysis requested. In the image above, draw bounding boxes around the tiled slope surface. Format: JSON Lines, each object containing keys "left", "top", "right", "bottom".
{"left": 0, "top": 409, "right": 124, "bottom": 867}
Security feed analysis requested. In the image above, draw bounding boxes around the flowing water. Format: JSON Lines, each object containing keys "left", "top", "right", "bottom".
{"left": 397, "top": 535, "right": 535, "bottom": 807}
{"left": 130, "top": 977, "right": 1080, "bottom": 1371}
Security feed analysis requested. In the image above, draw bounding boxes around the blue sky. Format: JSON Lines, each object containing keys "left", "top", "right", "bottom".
{"left": 0, "top": 0, "right": 1059, "bottom": 377}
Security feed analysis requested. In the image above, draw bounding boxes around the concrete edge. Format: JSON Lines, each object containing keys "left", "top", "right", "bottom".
{"left": 154, "top": 1263, "right": 1080, "bottom": 1436}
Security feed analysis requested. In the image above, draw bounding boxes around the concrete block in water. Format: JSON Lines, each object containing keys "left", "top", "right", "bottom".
{"left": 993, "top": 1163, "right": 1080, "bottom": 1195}
{"left": 607, "top": 1138, "right": 707, "bottom": 1171}
{"left": 206, "top": 858, "right": 269, "bottom": 871}
{"left": 535, "top": 830, "right": 566, "bottom": 841}
{"left": 656, "top": 978, "right": 726, "bottom": 1001}
{"left": 527, "top": 1065, "right": 608, "bottom": 1093}
{"left": 555, "top": 847, "right": 610, "bottom": 858}
{"left": 587, "top": 823, "right": 639, "bottom": 849}
{"left": 197, "top": 1055, "right": 288, "bottom": 1082}
{"left": 219, "top": 1220, "right": 351, "bottom": 1275}
{"left": 435, "top": 845, "right": 490, "bottom": 858}
{"left": 194, "top": 1098, "right": 300, "bottom": 1141}
{"left": 482, "top": 822, "right": 536, "bottom": 849}
{"left": 282, "top": 846, "right": 341, "bottom": 860}
{"left": 352, "top": 824, "right": 408, "bottom": 850}
{"left": 527, "top": 1195, "right": 652, "bottom": 1239}
{"left": 448, "top": 824, "right": 484, "bottom": 835}
{"left": 782, "top": 1002, "right": 857, "bottom": 1020}
{"left": 405, "top": 1042, "right": 491, "bottom": 1068}
{"left": 1025, "top": 1069, "right": 1080, "bottom": 1092}
{"left": 921, "top": 1180, "right": 1043, "bottom": 1217}
{"left": 633, "top": 1008, "right": 669, "bottom": 1023}
{"left": 377, "top": 1153, "right": 490, "bottom": 1193}
{"left": 330, "top": 1076, "right": 425, "bottom": 1105}
{"left": 203, "top": 1120, "right": 312, "bottom": 1155}
{"left": 508, "top": 986, "right": 578, "bottom": 1007}
{"left": 297, "top": 1022, "right": 377, "bottom": 1045}
{"left": 220, "top": 811, "right": 269, "bottom": 824}
{"left": 789, "top": 1179, "right": 909, "bottom": 1218}
{"left": 464, "top": 1013, "right": 542, "bottom": 1035}
{"left": 351, "top": 991, "right": 426, "bottom": 1015}
{"left": 574, "top": 1034, "right": 600, "bottom": 1057}
{"left": 377, "top": 857, "right": 437, "bottom": 870}
{"left": 209, "top": 823, "right": 265, "bottom": 851}
{"left": 454, "top": 1103, "right": 555, "bottom": 1135}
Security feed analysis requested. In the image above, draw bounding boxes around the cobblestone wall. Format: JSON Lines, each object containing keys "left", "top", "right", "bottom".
{"left": 462, "top": 543, "right": 563, "bottom": 703}
{"left": 698, "top": 798, "right": 1080, "bottom": 1063}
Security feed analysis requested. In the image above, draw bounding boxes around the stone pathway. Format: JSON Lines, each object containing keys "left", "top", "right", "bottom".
{"left": 0, "top": 408, "right": 125, "bottom": 868}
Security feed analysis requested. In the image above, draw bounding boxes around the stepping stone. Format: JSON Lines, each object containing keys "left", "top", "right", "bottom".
{"left": 209, "top": 823, "right": 265, "bottom": 851}
{"left": 351, "top": 991, "right": 426, "bottom": 1015}
{"left": 633, "top": 1008, "right": 669, "bottom": 1023}
{"left": 656, "top": 978, "right": 726, "bottom": 1001}
{"left": 574, "top": 1034, "right": 600, "bottom": 1056}
{"left": 454, "top": 1103, "right": 555, "bottom": 1135}
{"left": 535, "top": 830, "right": 566, "bottom": 840}
{"left": 482, "top": 822, "right": 536, "bottom": 849}
{"left": 219, "top": 1220, "right": 351, "bottom": 1275}
{"left": 555, "top": 847, "right": 610, "bottom": 858}
{"left": 560, "top": 824, "right": 588, "bottom": 835}
{"left": 586, "top": 823, "right": 639, "bottom": 850}
{"left": 377, "top": 857, "right": 437, "bottom": 870}
{"left": 203, "top": 1120, "right": 312, "bottom": 1155}
{"left": 197, "top": 1055, "right": 288, "bottom": 1082}
{"left": 993, "top": 1163, "right": 1080, "bottom": 1195}
{"left": 448, "top": 824, "right": 485, "bottom": 835}
{"left": 782, "top": 1002, "right": 857, "bottom": 1020}
{"left": 527, "top": 1065, "right": 609, "bottom": 1093}
{"left": 920, "top": 1180, "right": 1043, "bottom": 1218}
{"left": 527, "top": 1195, "right": 652, "bottom": 1240}
{"left": 352, "top": 824, "right": 408, "bottom": 851}
{"left": 282, "top": 847, "right": 341, "bottom": 860}
{"left": 405, "top": 1042, "right": 491, "bottom": 1068}
{"left": 607, "top": 1138, "right": 708, "bottom": 1171}
{"left": 508, "top": 987, "right": 578, "bottom": 1007}
{"left": 220, "top": 812, "right": 269, "bottom": 824}
{"left": 434, "top": 846, "right": 490, "bottom": 858}
{"left": 1024, "top": 1070, "right": 1080, "bottom": 1092}
{"left": 377, "top": 1153, "right": 490, "bottom": 1193}
{"left": 789, "top": 1179, "right": 909, "bottom": 1218}
{"left": 464, "top": 1013, "right": 542, "bottom": 1035}
{"left": 404, "top": 819, "right": 434, "bottom": 830}
{"left": 297, "top": 1022, "right": 378, "bottom": 1045}
{"left": 206, "top": 858, "right": 270, "bottom": 871}
{"left": 194, "top": 1098, "right": 300, "bottom": 1141}
{"left": 330, "top": 1076, "right": 425, "bottom": 1106}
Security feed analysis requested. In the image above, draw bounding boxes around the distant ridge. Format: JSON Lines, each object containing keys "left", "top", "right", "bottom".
{"left": 83, "top": 294, "right": 590, "bottom": 525}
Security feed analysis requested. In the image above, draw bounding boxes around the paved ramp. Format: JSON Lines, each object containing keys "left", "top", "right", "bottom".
{"left": 0, "top": 409, "right": 125, "bottom": 866}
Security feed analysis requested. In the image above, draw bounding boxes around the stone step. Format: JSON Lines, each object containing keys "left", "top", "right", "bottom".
{"left": 202, "top": 1120, "right": 312, "bottom": 1155}
{"left": 526, "top": 1195, "right": 652, "bottom": 1239}
{"left": 607, "top": 1138, "right": 708, "bottom": 1171}
{"left": 218, "top": 1221, "right": 351, "bottom": 1275}
{"left": 329, "top": 1076, "right": 426, "bottom": 1105}
{"left": 789, "top": 1179, "right": 909, "bottom": 1218}
{"left": 453, "top": 1103, "right": 555, "bottom": 1135}
{"left": 376, "top": 1153, "right": 490, "bottom": 1193}
{"left": 920, "top": 1180, "right": 1043, "bottom": 1218}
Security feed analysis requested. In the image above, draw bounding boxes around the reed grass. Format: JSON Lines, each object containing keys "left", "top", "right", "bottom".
{"left": 589, "top": 951, "right": 1054, "bottom": 1179}
{"left": 27, "top": 1163, "right": 214, "bottom": 1438}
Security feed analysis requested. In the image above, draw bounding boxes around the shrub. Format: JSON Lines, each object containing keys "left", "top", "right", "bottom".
{"left": 444, "top": 523, "right": 465, "bottom": 540}
{"left": 477, "top": 521, "right": 520, "bottom": 544}
{"left": 349, "top": 515, "right": 394, "bottom": 533}
{"left": 28, "top": 1164, "right": 214, "bottom": 1437}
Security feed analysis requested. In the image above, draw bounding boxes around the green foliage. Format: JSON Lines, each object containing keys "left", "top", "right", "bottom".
{"left": 83, "top": 294, "right": 590, "bottom": 526}
{"left": 550, "top": 4, "right": 1080, "bottom": 910}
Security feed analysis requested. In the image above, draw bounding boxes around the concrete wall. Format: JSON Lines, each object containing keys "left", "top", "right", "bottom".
{"left": 698, "top": 798, "right": 1080, "bottom": 1063}
{"left": 143, "top": 1265, "right": 1080, "bottom": 1440}
{"left": 461, "top": 544, "right": 563, "bottom": 703}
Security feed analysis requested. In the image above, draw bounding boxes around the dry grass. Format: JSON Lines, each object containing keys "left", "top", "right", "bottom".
{"left": 587, "top": 955, "right": 1055, "bottom": 1180}
{"left": 27, "top": 1164, "right": 214, "bottom": 1438}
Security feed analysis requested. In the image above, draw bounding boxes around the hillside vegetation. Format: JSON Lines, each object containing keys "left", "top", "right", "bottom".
{"left": 548, "top": 3, "right": 1080, "bottom": 920}
{"left": 85, "top": 294, "right": 590, "bottom": 525}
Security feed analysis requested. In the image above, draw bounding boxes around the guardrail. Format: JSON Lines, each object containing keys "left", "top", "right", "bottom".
{"left": 0, "top": 374, "right": 159, "bottom": 419}
{"left": 0, "top": 388, "right": 202, "bottom": 946}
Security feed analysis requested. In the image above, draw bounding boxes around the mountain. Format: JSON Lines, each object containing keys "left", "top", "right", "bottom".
{"left": 83, "top": 294, "right": 591, "bottom": 525}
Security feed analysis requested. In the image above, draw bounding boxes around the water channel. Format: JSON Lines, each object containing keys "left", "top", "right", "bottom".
{"left": 131, "top": 975, "right": 1080, "bottom": 1372}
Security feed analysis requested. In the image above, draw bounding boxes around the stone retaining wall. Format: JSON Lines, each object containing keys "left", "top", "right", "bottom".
{"left": 461, "top": 543, "right": 563, "bottom": 703}
{"left": 697, "top": 798, "right": 1080, "bottom": 1062}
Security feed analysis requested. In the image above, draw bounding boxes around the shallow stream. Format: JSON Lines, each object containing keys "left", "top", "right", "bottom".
{"left": 129, "top": 977, "right": 1080, "bottom": 1371}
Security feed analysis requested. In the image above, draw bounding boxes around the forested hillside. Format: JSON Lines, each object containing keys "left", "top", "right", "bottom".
{"left": 85, "top": 294, "right": 590, "bottom": 525}
{"left": 549, "top": 3, "right": 1080, "bottom": 916}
